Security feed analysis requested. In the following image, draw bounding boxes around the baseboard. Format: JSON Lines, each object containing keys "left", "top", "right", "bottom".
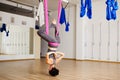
{"left": 0, "top": 58, "right": 35, "bottom": 62}
{"left": 76, "top": 59, "right": 120, "bottom": 63}
{"left": 63, "top": 58, "right": 76, "bottom": 60}
{"left": 63, "top": 58, "right": 120, "bottom": 63}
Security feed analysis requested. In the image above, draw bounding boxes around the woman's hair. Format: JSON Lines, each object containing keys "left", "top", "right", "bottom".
{"left": 49, "top": 67, "right": 59, "bottom": 76}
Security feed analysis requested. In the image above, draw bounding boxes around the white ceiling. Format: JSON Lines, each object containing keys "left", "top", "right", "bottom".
{"left": 5, "top": 0, "right": 120, "bottom": 11}
{"left": 7, "top": 0, "right": 78, "bottom": 11}
{"left": 7, "top": 0, "right": 111, "bottom": 11}
{"left": 0, "top": 0, "right": 78, "bottom": 17}
{"left": 0, "top": 0, "right": 111, "bottom": 16}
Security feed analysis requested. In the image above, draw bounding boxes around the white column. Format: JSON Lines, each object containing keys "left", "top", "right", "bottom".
{"left": 75, "top": 4, "right": 85, "bottom": 60}
{"left": 116, "top": 20, "right": 119, "bottom": 62}
{"left": 109, "top": 21, "right": 117, "bottom": 61}
{"left": 33, "top": 29, "right": 41, "bottom": 59}
{"left": 0, "top": 30, "right": 2, "bottom": 53}
{"left": 84, "top": 23, "right": 93, "bottom": 59}
{"left": 26, "top": 28, "right": 30, "bottom": 55}
{"left": 118, "top": 21, "right": 120, "bottom": 62}
{"left": 93, "top": 23, "right": 100, "bottom": 60}
{"left": 101, "top": 22, "right": 109, "bottom": 61}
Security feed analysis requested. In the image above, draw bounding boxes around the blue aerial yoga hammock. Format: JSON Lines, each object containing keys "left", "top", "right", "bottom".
{"left": 80, "top": 0, "right": 92, "bottom": 19}
{"left": 60, "top": 6, "right": 70, "bottom": 32}
{"left": 60, "top": 7, "right": 66, "bottom": 24}
{"left": 0, "top": 23, "right": 9, "bottom": 36}
{"left": 0, "top": 24, "right": 6, "bottom": 32}
{"left": 106, "top": 0, "right": 118, "bottom": 20}
{"left": 112, "top": 1, "right": 119, "bottom": 19}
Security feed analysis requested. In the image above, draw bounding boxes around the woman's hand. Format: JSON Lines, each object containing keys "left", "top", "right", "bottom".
{"left": 55, "top": 52, "right": 64, "bottom": 64}
{"left": 52, "top": 19, "right": 56, "bottom": 24}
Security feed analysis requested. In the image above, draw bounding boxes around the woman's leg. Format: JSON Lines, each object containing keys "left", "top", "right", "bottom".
{"left": 37, "top": 26, "right": 57, "bottom": 43}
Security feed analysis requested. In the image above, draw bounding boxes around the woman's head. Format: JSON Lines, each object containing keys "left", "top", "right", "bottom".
{"left": 49, "top": 67, "right": 59, "bottom": 76}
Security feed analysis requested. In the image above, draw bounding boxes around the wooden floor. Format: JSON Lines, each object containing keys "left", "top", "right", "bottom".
{"left": 0, "top": 58, "right": 120, "bottom": 80}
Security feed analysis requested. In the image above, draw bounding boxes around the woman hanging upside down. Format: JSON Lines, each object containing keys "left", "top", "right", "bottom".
{"left": 37, "top": 19, "right": 64, "bottom": 76}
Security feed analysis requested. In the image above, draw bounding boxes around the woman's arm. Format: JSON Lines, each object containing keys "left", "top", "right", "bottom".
{"left": 46, "top": 52, "right": 53, "bottom": 60}
{"left": 46, "top": 52, "right": 55, "bottom": 64}
{"left": 56, "top": 52, "right": 64, "bottom": 64}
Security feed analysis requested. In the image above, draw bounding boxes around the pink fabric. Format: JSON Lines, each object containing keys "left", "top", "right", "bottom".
{"left": 48, "top": 42, "right": 59, "bottom": 47}
{"left": 44, "top": 0, "right": 49, "bottom": 35}
{"left": 44, "top": 0, "right": 62, "bottom": 35}
{"left": 56, "top": 0, "right": 62, "bottom": 35}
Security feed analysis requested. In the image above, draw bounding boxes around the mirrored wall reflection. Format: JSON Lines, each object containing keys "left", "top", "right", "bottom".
{"left": 0, "top": 22, "right": 34, "bottom": 55}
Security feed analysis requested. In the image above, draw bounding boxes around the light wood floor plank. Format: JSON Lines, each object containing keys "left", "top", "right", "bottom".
{"left": 0, "top": 58, "right": 120, "bottom": 80}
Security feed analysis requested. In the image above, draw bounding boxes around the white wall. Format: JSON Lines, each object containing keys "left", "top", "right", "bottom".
{"left": 1, "top": 24, "right": 30, "bottom": 55}
{"left": 0, "top": 11, "right": 41, "bottom": 60}
{"left": 0, "top": 11, "right": 35, "bottom": 28}
{"left": 59, "top": 6, "right": 76, "bottom": 58}
{"left": 76, "top": 0, "right": 120, "bottom": 62}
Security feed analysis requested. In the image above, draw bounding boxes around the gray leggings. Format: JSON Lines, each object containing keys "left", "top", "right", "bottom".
{"left": 37, "top": 23, "right": 60, "bottom": 48}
